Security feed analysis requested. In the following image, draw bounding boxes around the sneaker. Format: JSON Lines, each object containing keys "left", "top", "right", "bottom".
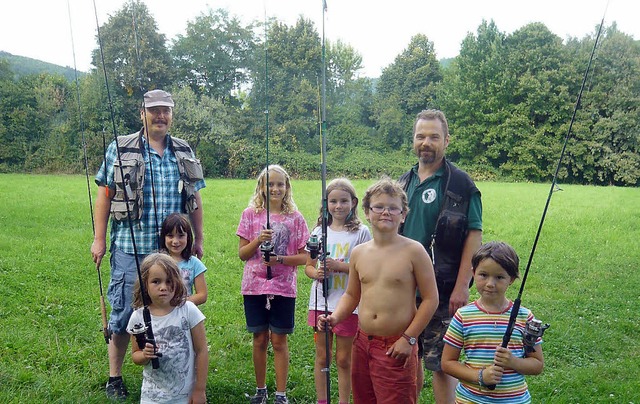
{"left": 105, "top": 378, "right": 128, "bottom": 401}
{"left": 246, "top": 390, "right": 268, "bottom": 404}
{"left": 274, "top": 395, "right": 289, "bottom": 404}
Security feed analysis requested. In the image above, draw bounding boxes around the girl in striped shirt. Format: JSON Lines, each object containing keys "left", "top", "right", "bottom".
{"left": 441, "top": 241, "right": 544, "bottom": 403}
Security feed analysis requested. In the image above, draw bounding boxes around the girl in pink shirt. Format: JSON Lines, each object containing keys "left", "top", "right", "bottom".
{"left": 237, "top": 164, "right": 310, "bottom": 404}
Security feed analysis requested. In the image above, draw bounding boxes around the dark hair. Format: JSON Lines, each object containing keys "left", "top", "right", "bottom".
{"left": 160, "top": 213, "right": 193, "bottom": 260}
{"left": 472, "top": 241, "right": 520, "bottom": 279}
{"left": 414, "top": 109, "right": 449, "bottom": 135}
{"left": 362, "top": 176, "right": 409, "bottom": 214}
{"left": 133, "top": 253, "right": 187, "bottom": 309}
{"left": 315, "top": 178, "right": 362, "bottom": 232}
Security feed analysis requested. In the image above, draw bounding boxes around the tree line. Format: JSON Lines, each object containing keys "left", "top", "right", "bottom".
{"left": 0, "top": 1, "right": 638, "bottom": 185}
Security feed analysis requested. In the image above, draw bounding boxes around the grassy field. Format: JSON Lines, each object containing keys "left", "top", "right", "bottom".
{"left": 0, "top": 174, "right": 639, "bottom": 403}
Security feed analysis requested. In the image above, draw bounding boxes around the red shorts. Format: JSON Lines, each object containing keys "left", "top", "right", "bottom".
{"left": 351, "top": 328, "right": 417, "bottom": 404}
{"left": 307, "top": 310, "right": 358, "bottom": 337}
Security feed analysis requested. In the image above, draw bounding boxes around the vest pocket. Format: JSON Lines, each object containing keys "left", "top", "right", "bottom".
{"left": 112, "top": 158, "right": 144, "bottom": 221}
{"left": 180, "top": 157, "right": 203, "bottom": 181}
{"left": 179, "top": 157, "right": 203, "bottom": 212}
{"left": 434, "top": 209, "right": 468, "bottom": 252}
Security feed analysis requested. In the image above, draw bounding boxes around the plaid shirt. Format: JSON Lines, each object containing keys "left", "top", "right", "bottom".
{"left": 95, "top": 131, "right": 205, "bottom": 254}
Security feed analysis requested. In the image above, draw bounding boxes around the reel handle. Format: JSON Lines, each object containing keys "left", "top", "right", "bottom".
{"left": 260, "top": 240, "right": 275, "bottom": 279}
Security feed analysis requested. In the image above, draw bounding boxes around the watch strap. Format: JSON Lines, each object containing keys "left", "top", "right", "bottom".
{"left": 402, "top": 333, "right": 416, "bottom": 345}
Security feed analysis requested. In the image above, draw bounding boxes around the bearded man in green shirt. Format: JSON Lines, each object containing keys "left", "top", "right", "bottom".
{"left": 399, "top": 109, "right": 482, "bottom": 404}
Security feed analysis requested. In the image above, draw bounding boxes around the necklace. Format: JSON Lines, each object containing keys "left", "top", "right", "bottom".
{"left": 477, "top": 299, "right": 510, "bottom": 329}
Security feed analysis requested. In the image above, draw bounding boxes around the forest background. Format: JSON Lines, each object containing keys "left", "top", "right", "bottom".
{"left": 0, "top": 0, "right": 638, "bottom": 186}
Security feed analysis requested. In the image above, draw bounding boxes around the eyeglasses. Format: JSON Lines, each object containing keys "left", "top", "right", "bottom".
{"left": 369, "top": 206, "right": 403, "bottom": 215}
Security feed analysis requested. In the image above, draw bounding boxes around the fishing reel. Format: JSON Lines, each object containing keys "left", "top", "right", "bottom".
{"left": 307, "top": 234, "right": 330, "bottom": 297}
{"left": 522, "top": 318, "right": 550, "bottom": 354}
{"left": 260, "top": 240, "right": 275, "bottom": 279}
{"left": 131, "top": 322, "right": 162, "bottom": 369}
{"left": 306, "top": 235, "right": 325, "bottom": 260}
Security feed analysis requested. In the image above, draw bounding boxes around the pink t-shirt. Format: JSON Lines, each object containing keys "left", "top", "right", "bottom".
{"left": 236, "top": 208, "right": 310, "bottom": 297}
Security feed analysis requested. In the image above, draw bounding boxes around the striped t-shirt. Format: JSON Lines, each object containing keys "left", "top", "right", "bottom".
{"left": 443, "top": 301, "right": 542, "bottom": 403}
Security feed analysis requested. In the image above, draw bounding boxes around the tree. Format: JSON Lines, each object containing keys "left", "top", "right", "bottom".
{"left": 572, "top": 24, "right": 640, "bottom": 185}
{"left": 0, "top": 58, "right": 12, "bottom": 81}
{"left": 0, "top": 72, "right": 72, "bottom": 172}
{"left": 247, "top": 18, "right": 322, "bottom": 153}
{"left": 326, "top": 77, "right": 377, "bottom": 152}
{"left": 170, "top": 86, "right": 234, "bottom": 177}
{"left": 171, "top": 8, "right": 255, "bottom": 103}
{"left": 438, "top": 20, "right": 507, "bottom": 166}
{"left": 91, "top": 0, "right": 173, "bottom": 130}
{"left": 327, "top": 39, "right": 363, "bottom": 87}
{"left": 493, "top": 23, "right": 572, "bottom": 180}
{"left": 321, "top": 39, "right": 377, "bottom": 154}
{"left": 374, "top": 34, "right": 442, "bottom": 148}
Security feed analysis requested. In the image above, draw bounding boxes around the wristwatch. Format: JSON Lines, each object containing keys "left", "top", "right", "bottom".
{"left": 402, "top": 333, "right": 417, "bottom": 346}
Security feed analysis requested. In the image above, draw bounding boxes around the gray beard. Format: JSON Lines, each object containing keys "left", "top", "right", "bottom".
{"left": 418, "top": 153, "right": 436, "bottom": 165}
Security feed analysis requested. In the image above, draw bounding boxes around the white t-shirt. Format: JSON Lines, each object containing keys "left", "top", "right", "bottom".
{"left": 127, "top": 301, "right": 205, "bottom": 404}
{"left": 307, "top": 224, "right": 372, "bottom": 313}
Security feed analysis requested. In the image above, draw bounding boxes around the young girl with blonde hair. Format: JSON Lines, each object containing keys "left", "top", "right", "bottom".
{"left": 237, "top": 165, "right": 310, "bottom": 404}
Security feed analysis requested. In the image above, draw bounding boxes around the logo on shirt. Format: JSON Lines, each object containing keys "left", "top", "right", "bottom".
{"left": 422, "top": 188, "right": 437, "bottom": 204}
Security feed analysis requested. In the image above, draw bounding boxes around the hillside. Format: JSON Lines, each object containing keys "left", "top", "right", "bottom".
{"left": 0, "top": 51, "right": 85, "bottom": 81}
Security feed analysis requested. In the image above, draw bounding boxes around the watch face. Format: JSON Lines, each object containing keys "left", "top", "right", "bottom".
{"left": 403, "top": 333, "right": 416, "bottom": 345}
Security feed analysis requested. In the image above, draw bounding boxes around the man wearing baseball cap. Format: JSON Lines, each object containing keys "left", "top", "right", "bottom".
{"left": 91, "top": 89, "right": 206, "bottom": 400}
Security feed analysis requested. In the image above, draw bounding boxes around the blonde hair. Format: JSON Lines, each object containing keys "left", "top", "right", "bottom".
{"left": 362, "top": 176, "right": 409, "bottom": 214}
{"left": 315, "top": 178, "right": 363, "bottom": 232}
{"left": 248, "top": 164, "right": 298, "bottom": 214}
{"left": 132, "top": 253, "right": 187, "bottom": 309}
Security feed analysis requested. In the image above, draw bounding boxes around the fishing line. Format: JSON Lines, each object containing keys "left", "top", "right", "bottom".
{"left": 67, "top": 0, "right": 110, "bottom": 345}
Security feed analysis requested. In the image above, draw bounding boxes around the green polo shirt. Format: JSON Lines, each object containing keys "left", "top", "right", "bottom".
{"left": 402, "top": 165, "right": 482, "bottom": 247}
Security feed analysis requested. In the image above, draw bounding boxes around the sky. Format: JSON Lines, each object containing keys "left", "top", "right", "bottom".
{"left": 1, "top": 0, "right": 638, "bottom": 78}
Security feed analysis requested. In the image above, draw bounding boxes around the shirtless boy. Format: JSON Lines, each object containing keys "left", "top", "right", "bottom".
{"left": 318, "top": 177, "right": 439, "bottom": 404}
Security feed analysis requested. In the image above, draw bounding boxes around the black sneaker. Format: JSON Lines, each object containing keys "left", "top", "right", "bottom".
{"left": 246, "top": 389, "right": 268, "bottom": 404}
{"left": 274, "top": 395, "right": 289, "bottom": 404}
{"left": 106, "top": 378, "right": 128, "bottom": 401}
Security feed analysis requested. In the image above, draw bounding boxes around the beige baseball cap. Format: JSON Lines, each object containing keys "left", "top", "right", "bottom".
{"left": 143, "top": 89, "right": 174, "bottom": 108}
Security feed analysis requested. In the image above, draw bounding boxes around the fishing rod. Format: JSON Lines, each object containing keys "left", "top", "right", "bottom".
{"left": 259, "top": 11, "right": 275, "bottom": 280}
{"left": 305, "top": 76, "right": 328, "bottom": 398}
{"left": 129, "top": 0, "right": 161, "bottom": 250}
{"left": 318, "top": 1, "right": 331, "bottom": 401}
{"left": 67, "top": 0, "right": 110, "bottom": 345}
{"left": 92, "top": 0, "right": 161, "bottom": 369}
{"left": 304, "top": 3, "right": 331, "bottom": 400}
{"left": 485, "top": 10, "right": 607, "bottom": 391}
{"left": 310, "top": 80, "right": 323, "bottom": 345}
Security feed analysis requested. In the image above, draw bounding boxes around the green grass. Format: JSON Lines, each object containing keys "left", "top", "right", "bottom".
{"left": 0, "top": 174, "right": 639, "bottom": 403}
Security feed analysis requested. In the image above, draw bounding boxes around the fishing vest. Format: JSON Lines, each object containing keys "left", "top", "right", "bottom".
{"left": 399, "top": 159, "right": 479, "bottom": 300}
{"left": 110, "top": 130, "right": 204, "bottom": 222}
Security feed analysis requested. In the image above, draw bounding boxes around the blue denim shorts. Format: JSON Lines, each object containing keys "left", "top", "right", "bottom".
{"left": 243, "top": 294, "right": 296, "bottom": 334}
{"left": 107, "top": 248, "right": 146, "bottom": 334}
